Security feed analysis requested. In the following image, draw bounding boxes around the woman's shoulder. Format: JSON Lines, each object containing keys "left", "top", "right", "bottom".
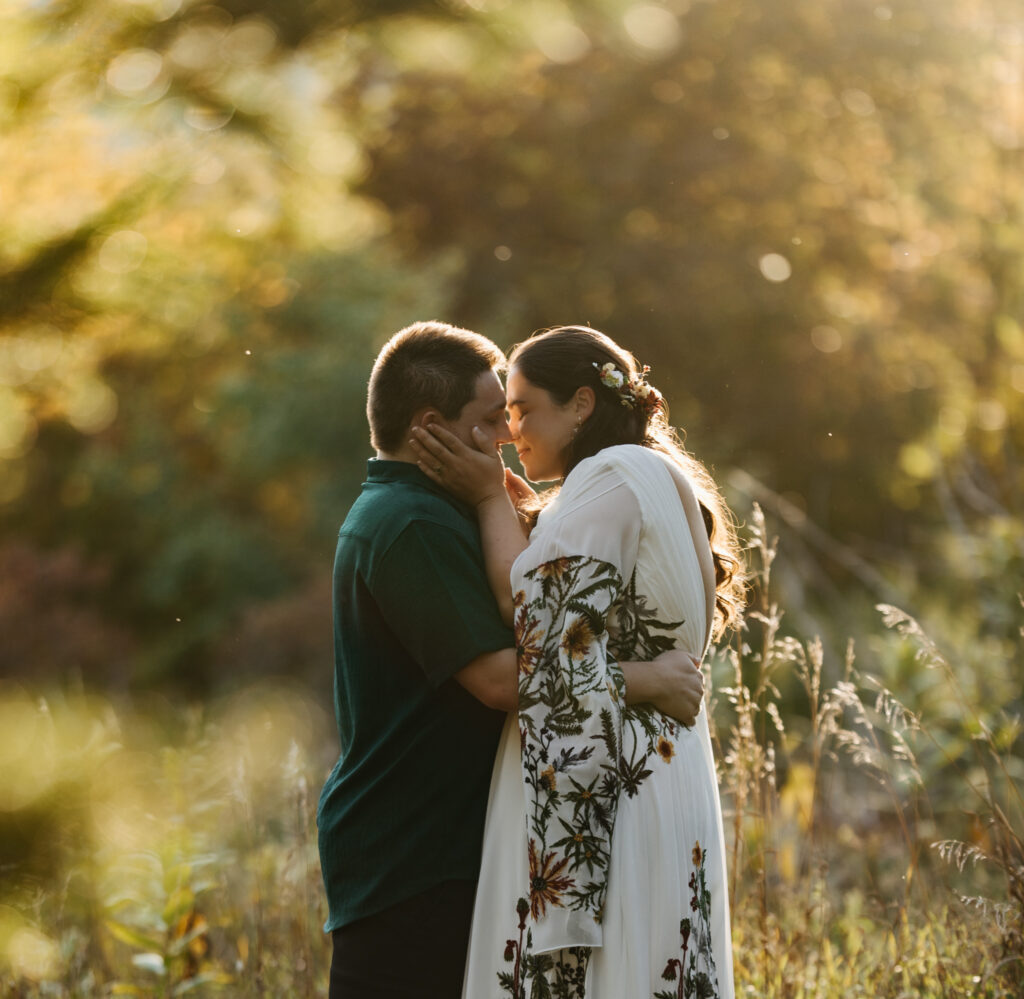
{"left": 563, "top": 445, "right": 688, "bottom": 520}
{"left": 567, "top": 443, "right": 667, "bottom": 484}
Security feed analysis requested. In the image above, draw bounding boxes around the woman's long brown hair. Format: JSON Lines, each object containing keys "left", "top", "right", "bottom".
{"left": 509, "top": 325, "right": 745, "bottom": 638}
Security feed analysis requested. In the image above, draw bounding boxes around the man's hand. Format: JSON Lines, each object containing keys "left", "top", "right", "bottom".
{"left": 621, "top": 648, "right": 704, "bottom": 728}
{"left": 651, "top": 649, "right": 705, "bottom": 727}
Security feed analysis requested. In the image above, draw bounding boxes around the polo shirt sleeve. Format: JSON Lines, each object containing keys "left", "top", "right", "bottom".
{"left": 372, "top": 518, "right": 514, "bottom": 687}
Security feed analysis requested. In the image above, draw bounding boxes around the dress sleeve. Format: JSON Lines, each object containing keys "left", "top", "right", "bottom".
{"left": 511, "top": 459, "right": 642, "bottom": 953}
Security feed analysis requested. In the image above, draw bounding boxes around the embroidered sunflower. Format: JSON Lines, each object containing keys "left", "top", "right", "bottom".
{"left": 538, "top": 556, "right": 574, "bottom": 579}
{"left": 560, "top": 616, "right": 593, "bottom": 660}
{"left": 528, "top": 839, "right": 573, "bottom": 920}
{"left": 657, "top": 735, "right": 675, "bottom": 763}
{"left": 540, "top": 765, "right": 557, "bottom": 791}
{"left": 515, "top": 606, "right": 544, "bottom": 676}
{"left": 692, "top": 841, "right": 703, "bottom": 867}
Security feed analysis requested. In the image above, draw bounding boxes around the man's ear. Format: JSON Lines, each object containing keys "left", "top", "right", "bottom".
{"left": 412, "top": 407, "right": 444, "bottom": 430}
{"left": 573, "top": 386, "right": 596, "bottom": 422}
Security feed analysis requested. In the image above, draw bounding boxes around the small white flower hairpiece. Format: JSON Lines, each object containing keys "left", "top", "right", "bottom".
{"left": 591, "top": 361, "right": 662, "bottom": 413}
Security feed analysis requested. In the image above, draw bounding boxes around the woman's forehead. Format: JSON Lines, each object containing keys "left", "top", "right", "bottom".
{"left": 505, "top": 366, "right": 540, "bottom": 405}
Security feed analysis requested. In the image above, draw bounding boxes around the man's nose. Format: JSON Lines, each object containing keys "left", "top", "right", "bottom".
{"left": 495, "top": 416, "right": 513, "bottom": 445}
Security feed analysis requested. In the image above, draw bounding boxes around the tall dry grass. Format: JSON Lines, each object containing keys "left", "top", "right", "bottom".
{"left": 713, "top": 505, "right": 1023, "bottom": 997}
{"left": 1, "top": 508, "right": 1021, "bottom": 996}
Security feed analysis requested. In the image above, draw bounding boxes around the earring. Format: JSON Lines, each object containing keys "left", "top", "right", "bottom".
{"left": 573, "top": 415, "right": 583, "bottom": 438}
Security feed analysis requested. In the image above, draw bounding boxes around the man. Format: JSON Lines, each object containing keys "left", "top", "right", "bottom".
{"left": 317, "top": 321, "right": 704, "bottom": 998}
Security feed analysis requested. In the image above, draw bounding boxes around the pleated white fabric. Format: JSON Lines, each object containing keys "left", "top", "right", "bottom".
{"left": 462, "top": 444, "right": 734, "bottom": 999}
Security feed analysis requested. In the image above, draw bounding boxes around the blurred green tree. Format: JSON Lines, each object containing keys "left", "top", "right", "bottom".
{"left": 357, "top": 0, "right": 1024, "bottom": 628}
{"left": 0, "top": 0, "right": 1021, "bottom": 690}
{"left": 0, "top": 0, "right": 462, "bottom": 688}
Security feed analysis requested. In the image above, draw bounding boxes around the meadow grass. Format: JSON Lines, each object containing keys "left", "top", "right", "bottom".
{"left": 1, "top": 511, "right": 1021, "bottom": 997}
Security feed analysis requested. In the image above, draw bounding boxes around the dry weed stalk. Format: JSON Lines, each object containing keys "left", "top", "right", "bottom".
{"left": 715, "top": 506, "right": 1023, "bottom": 996}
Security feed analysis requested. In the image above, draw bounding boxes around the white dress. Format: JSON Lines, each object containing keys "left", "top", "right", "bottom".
{"left": 462, "top": 444, "right": 734, "bottom": 999}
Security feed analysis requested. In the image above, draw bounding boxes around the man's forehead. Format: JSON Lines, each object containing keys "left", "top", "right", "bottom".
{"left": 473, "top": 369, "right": 507, "bottom": 410}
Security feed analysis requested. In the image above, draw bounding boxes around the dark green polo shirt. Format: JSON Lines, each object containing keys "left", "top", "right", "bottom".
{"left": 317, "top": 459, "right": 512, "bottom": 932}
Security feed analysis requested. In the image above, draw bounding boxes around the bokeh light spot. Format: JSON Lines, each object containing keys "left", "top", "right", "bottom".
{"left": 494, "top": 245, "right": 512, "bottom": 261}
{"left": 122, "top": 0, "right": 182, "bottom": 18}
{"left": 536, "top": 20, "right": 590, "bottom": 64}
{"left": 12, "top": 329, "right": 64, "bottom": 372}
{"left": 193, "top": 155, "right": 226, "bottom": 185}
{"left": 184, "top": 105, "right": 234, "bottom": 132}
{"left": 759, "top": 253, "right": 792, "bottom": 282}
{"left": 841, "top": 88, "right": 876, "bottom": 117}
{"left": 7, "top": 926, "right": 60, "bottom": 981}
{"left": 811, "top": 325, "right": 842, "bottom": 353}
{"left": 168, "top": 26, "right": 225, "bottom": 72}
{"left": 0, "top": 688, "right": 57, "bottom": 811}
{"left": 899, "top": 443, "right": 936, "bottom": 479}
{"left": 652, "top": 80, "right": 684, "bottom": 104}
{"left": 307, "top": 133, "right": 363, "bottom": 178}
{"left": 66, "top": 380, "right": 118, "bottom": 434}
{"left": 938, "top": 406, "right": 967, "bottom": 439}
{"left": 98, "top": 230, "right": 148, "bottom": 274}
{"left": 106, "top": 49, "right": 164, "bottom": 96}
{"left": 223, "top": 19, "right": 278, "bottom": 64}
{"left": 227, "top": 203, "right": 274, "bottom": 237}
{"left": 890, "top": 241, "right": 921, "bottom": 271}
{"left": 623, "top": 4, "right": 682, "bottom": 53}
{"left": 977, "top": 399, "right": 1007, "bottom": 432}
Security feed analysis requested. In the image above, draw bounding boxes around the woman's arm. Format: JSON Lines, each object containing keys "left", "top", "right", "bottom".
{"left": 410, "top": 424, "right": 527, "bottom": 626}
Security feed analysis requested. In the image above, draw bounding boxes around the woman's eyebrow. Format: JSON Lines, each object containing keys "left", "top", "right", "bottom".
{"left": 505, "top": 398, "right": 526, "bottom": 410}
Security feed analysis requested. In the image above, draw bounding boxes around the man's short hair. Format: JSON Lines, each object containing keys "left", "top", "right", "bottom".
{"left": 367, "top": 321, "right": 506, "bottom": 454}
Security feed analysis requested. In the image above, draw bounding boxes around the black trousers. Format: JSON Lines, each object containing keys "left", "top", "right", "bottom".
{"left": 329, "top": 879, "right": 477, "bottom": 999}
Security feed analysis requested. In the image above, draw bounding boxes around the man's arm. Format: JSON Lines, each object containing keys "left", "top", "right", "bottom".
{"left": 620, "top": 652, "right": 705, "bottom": 726}
{"left": 455, "top": 647, "right": 705, "bottom": 724}
{"left": 455, "top": 648, "right": 518, "bottom": 711}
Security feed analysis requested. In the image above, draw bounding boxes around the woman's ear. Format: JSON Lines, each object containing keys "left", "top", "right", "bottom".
{"left": 573, "top": 386, "right": 596, "bottom": 422}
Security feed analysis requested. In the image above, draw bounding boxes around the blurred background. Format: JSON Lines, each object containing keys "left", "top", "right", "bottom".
{"left": 2, "top": 0, "right": 1021, "bottom": 695}
{"left": 1, "top": 0, "right": 1022, "bottom": 994}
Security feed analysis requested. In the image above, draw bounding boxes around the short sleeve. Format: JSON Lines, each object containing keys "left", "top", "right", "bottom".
{"left": 511, "top": 458, "right": 643, "bottom": 954}
{"left": 373, "top": 519, "right": 513, "bottom": 687}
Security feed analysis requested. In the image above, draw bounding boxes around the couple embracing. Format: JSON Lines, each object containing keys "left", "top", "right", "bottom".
{"left": 317, "top": 322, "right": 743, "bottom": 999}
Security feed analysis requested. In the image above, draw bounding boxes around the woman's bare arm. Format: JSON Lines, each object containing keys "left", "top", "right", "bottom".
{"left": 410, "top": 424, "right": 527, "bottom": 625}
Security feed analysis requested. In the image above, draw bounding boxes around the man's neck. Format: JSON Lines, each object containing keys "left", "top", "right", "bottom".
{"left": 376, "top": 447, "right": 417, "bottom": 464}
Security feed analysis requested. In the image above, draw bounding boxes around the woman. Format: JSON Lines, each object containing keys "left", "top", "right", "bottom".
{"left": 411, "top": 326, "right": 742, "bottom": 998}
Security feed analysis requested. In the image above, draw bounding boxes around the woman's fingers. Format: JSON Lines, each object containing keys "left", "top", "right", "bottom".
{"left": 409, "top": 425, "right": 448, "bottom": 457}
{"left": 413, "top": 456, "right": 444, "bottom": 482}
{"left": 408, "top": 439, "right": 445, "bottom": 478}
{"left": 504, "top": 469, "right": 537, "bottom": 503}
{"left": 419, "top": 421, "right": 473, "bottom": 456}
{"left": 470, "top": 425, "right": 492, "bottom": 448}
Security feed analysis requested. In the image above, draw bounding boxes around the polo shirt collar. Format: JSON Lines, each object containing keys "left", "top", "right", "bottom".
{"left": 366, "top": 458, "right": 476, "bottom": 520}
